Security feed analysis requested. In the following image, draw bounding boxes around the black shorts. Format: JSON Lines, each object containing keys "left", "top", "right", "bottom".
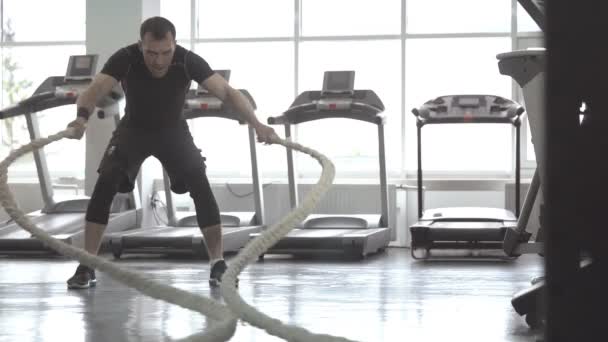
{"left": 98, "top": 120, "right": 206, "bottom": 194}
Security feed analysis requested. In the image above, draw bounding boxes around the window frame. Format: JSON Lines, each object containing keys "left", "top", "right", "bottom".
{"left": 168, "top": 0, "right": 543, "bottom": 182}
{"left": 0, "top": 0, "right": 86, "bottom": 181}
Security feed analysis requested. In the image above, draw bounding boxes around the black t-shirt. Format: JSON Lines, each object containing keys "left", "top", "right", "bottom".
{"left": 101, "top": 43, "right": 214, "bottom": 128}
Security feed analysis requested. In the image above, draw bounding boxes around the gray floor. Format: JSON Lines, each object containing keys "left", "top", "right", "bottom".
{"left": 0, "top": 248, "right": 543, "bottom": 342}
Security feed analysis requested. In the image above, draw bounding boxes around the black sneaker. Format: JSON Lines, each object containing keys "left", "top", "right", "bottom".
{"left": 67, "top": 265, "right": 97, "bottom": 289}
{"left": 209, "top": 260, "right": 238, "bottom": 287}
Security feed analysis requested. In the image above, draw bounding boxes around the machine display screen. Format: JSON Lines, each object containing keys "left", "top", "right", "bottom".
{"left": 457, "top": 97, "right": 480, "bottom": 107}
{"left": 66, "top": 55, "right": 97, "bottom": 79}
{"left": 322, "top": 71, "right": 355, "bottom": 94}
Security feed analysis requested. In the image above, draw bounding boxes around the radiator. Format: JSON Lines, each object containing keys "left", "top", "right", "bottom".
{"left": 161, "top": 182, "right": 408, "bottom": 246}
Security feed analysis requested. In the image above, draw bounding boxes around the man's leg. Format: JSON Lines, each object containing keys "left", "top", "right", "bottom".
{"left": 200, "top": 223, "right": 223, "bottom": 261}
{"left": 68, "top": 125, "right": 149, "bottom": 289}
{"left": 183, "top": 169, "right": 235, "bottom": 287}
{"left": 84, "top": 221, "right": 107, "bottom": 255}
{"left": 187, "top": 172, "right": 224, "bottom": 261}
{"left": 67, "top": 168, "right": 122, "bottom": 289}
{"left": 156, "top": 123, "right": 232, "bottom": 286}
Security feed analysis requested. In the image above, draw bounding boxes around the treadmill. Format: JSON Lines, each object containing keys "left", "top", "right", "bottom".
{"left": 251, "top": 70, "right": 391, "bottom": 260}
{"left": 409, "top": 94, "right": 525, "bottom": 260}
{"left": 496, "top": 0, "right": 552, "bottom": 328}
{"left": 498, "top": 49, "right": 546, "bottom": 259}
{"left": 0, "top": 54, "right": 141, "bottom": 254}
{"left": 107, "top": 70, "right": 265, "bottom": 259}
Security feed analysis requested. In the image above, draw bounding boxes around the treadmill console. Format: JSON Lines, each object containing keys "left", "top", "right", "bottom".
{"left": 185, "top": 70, "right": 231, "bottom": 111}
{"left": 413, "top": 94, "right": 524, "bottom": 125}
{"left": 317, "top": 71, "right": 356, "bottom": 111}
{"left": 56, "top": 54, "right": 123, "bottom": 108}
{"left": 269, "top": 70, "right": 384, "bottom": 125}
{"left": 55, "top": 55, "right": 99, "bottom": 99}
{"left": 497, "top": 48, "right": 545, "bottom": 88}
{"left": 0, "top": 54, "right": 124, "bottom": 120}
{"left": 65, "top": 55, "right": 98, "bottom": 81}
{"left": 321, "top": 70, "right": 355, "bottom": 95}
{"left": 183, "top": 70, "right": 256, "bottom": 122}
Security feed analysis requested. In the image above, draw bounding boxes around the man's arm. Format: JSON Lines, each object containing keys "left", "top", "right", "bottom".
{"left": 76, "top": 73, "right": 119, "bottom": 120}
{"left": 201, "top": 73, "right": 262, "bottom": 127}
{"left": 66, "top": 73, "right": 119, "bottom": 139}
{"left": 200, "top": 72, "right": 278, "bottom": 143}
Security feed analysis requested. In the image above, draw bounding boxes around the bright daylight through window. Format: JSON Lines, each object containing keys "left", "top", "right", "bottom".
{"left": 162, "top": 0, "right": 542, "bottom": 181}
{"left": 0, "top": 0, "right": 544, "bottom": 183}
{"left": 0, "top": 0, "right": 86, "bottom": 182}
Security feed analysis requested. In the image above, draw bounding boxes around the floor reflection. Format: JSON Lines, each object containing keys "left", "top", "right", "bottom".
{"left": 0, "top": 249, "right": 543, "bottom": 342}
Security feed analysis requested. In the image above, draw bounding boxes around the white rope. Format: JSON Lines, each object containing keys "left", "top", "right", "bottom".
{"left": 220, "top": 138, "right": 359, "bottom": 342}
{"left": 0, "top": 128, "right": 361, "bottom": 342}
{"left": 0, "top": 129, "right": 236, "bottom": 341}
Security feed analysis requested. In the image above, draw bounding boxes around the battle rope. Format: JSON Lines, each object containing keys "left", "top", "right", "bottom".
{"left": 0, "top": 128, "right": 360, "bottom": 342}
{"left": 220, "top": 139, "right": 357, "bottom": 342}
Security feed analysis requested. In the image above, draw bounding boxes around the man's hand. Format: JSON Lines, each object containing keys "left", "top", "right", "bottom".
{"left": 66, "top": 117, "right": 88, "bottom": 140}
{"left": 254, "top": 122, "right": 279, "bottom": 144}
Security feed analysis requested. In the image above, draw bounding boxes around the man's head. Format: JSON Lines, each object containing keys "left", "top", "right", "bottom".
{"left": 139, "top": 16, "right": 176, "bottom": 78}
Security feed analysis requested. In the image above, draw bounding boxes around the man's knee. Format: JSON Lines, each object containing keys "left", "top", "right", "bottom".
{"left": 183, "top": 169, "right": 221, "bottom": 228}
{"left": 86, "top": 168, "right": 123, "bottom": 224}
{"left": 182, "top": 168, "right": 210, "bottom": 196}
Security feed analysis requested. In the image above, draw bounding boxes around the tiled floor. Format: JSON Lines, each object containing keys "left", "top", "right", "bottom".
{"left": 0, "top": 248, "right": 543, "bottom": 341}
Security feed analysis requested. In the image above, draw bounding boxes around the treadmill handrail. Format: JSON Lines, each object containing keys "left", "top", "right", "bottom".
{"left": 427, "top": 217, "right": 513, "bottom": 223}
{"left": 182, "top": 89, "right": 257, "bottom": 123}
{"left": 0, "top": 92, "right": 56, "bottom": 119}
{"left": 413, "top": 95, "right": 524, "bottom": 126}
{"left": 18, "top": 92, "right": 57, "bottom": 106}
{"left": 269, "top": 102, "right": 385, "bottom": 125}
{"left": 268, "top": 89, "right": 385, "bottom": 125}
{"left": 0, "top": 75, "right": 125, "bottom": 120}
{"left": 0, "top": 96, "right": 75, "bottom": 120}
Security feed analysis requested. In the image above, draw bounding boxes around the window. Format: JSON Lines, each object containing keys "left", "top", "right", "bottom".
{"left": 407, "top": 0, "right": 511, "bottom": 34}
{"left": 405, "top": 37, "right": 513, "bottom": 173}
{"left": 301, "top": 0, "right": 401, "bottom": 36}
{"left": 2, "top": 45, "right": 86, "bottom": 178}
{"left": 160, "top": 0, "right": 191, "bottom": 40}
{"left": 164, "top": 0, "right": 543, "bottom": 182}
{"left": 0, "top": 0, "right": 86, "bottom": 181}
{"left": 517, "top": 2, "right": 542, "bottom": 33}
{"left": 189, "top": 42, "right": 294, "bottom": 178}
{"left": 2, "top": 0, "right": 85, "bottom": 42}
{"left": 197, "top": 0, "right": 293, "bottom": 38}
{"left": 298, "top": 40, "right": 402, "bottom": 178}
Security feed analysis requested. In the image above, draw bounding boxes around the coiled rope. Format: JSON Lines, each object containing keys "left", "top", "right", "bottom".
{"left": 0, "top": 128, "right": 360, "bottom": 342}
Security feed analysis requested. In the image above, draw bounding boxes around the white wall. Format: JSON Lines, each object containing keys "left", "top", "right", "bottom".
{"left": 85, "top": 0, "right": 160, "bottom": 228}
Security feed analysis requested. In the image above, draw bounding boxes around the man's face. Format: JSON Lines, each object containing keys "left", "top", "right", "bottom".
{"left": 140, "top": 31, "right": 176, "bottom": 78}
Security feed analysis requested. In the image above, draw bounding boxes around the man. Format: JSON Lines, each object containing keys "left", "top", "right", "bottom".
{"left": 65, "top": 16, "right": 277, "bottom": 289}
